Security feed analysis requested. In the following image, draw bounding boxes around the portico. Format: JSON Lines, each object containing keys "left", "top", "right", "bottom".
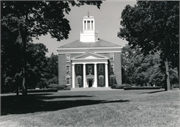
{"left": 71, "top": 52, "right": 109, "bottom": 88}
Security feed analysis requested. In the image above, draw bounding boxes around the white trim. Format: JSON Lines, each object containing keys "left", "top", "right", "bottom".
{"left": 105, "top": 63, "right": 109, "bottom": 87}
{"left": 72, "top": 63, "right": 75, "bottom": 88}
{"left": 83, "top": 63, "right": 86, "bottom": 88}
{"left": 57, "top": 47, "right": 122, "bottom": 55}
{"left": 71, "top": 52, "right": 108, "bottom": 60}
{"left": 57, "top": 46, "right": 122, "bottom": 50}
{"left": 94, "top": 63, "right": 97, "bottom": 87}
{"left": 72, "top": 61, "right": 108, "bottom": 65}
{"left": 57, "top": 51, "right": 121, "bottom": 54}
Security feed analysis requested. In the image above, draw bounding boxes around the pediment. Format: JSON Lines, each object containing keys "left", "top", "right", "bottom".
{"left": 72, "top": 52, "right": 108, "bottom": 60}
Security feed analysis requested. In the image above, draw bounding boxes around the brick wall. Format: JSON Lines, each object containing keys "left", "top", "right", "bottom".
{"left": 58, "top": 54, "right": 66, "bottom": 86}
{"left": 114, "top": 52, "right": 122, "bottom": 85}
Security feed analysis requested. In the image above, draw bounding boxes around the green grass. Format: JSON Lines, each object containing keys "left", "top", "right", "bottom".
{"left": 1, "top": 89, "right": 180, "bottom": 127}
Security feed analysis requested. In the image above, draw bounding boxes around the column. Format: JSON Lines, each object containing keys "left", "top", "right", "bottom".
{"left": 86, "top": 20, "right": 87, "bottom": 30}
{"left": 94, "top": 63, "right": 97, "bottom": 87}
{"left": 72, "top": 63, "right": 75, "bottom": 88}
{"left": 105, "top": 62, "right": 109, "bottom": 87}
{"left": 83, "top": 63, "right": 86, "bottom": 88}
{"left": 93, "top": 19, "right": 95, "bottom": 30}
{"left": 89, "top": 20, "right": 92, "bottom": 30}
{"left": 83, "top": 20, "right": 85, "bottom": 31}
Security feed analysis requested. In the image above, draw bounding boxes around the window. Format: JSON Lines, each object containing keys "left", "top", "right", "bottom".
{"left": 66, "top": 77, "right": 70, "bottom": 85}
{"left": 110, "top": 53, "right": 114, "bottom": 61}
{"left": 99, "top": 75, "right": 104, "bottom": 85}
{"left": 88, "top": 66, "right": 92, "bottom": 74}
{"left": 66, "top": 54, "right": 70, "bottom": 62}
{"left": 99, "top": 64, "right": 103, "bottom": 72}
{"left": 76, "top": 76, "right": 82, "bottom": 87}
{"left": 110, "top": 63, "right": 114, "bottom": 72}
{"left": 110, "top": 76, "right": 114, "bottom": 85}
{"left": 66, "top": 65, "right": 70, "bottom": 74}
{"left": 77, "top": 65, "right": 81, "bottom": 73}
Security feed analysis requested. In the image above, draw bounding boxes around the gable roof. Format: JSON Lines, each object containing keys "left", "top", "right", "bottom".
{"left": 72, "top": 52, "right": 108, "bottom": 60}
{"left": 58, "top": 39, "right": 121, "bottom": 48}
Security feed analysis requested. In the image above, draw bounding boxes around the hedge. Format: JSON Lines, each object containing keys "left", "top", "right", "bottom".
{"left": 20, "top": 88, "right": 58, "bottom": 93}
{"left": 124, "top": 86, "right": 161, "bottom": 90}
{"left": 48, "top": 84, "right": 71, "bottom": 90}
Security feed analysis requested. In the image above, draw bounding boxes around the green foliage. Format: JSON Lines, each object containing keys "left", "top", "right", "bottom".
{"left": 48, "top": 84, "right": 70, "bottom": 90}
{"left": 44, "top": 53, "right": 58, "bottom": 85}
{"left": 121, "top": 44, "right": 178, "bottom": 87}
{"left": 1, "top": 1, "right": 102, "bottom": 94}
{"left": 119, "top": 1, "right": 179, "bottom": 68}
{"left": 1, "top": 42, "right": 48, "bottom": 93}
{"left": 118, "top": 1, "right": 179, "bottom": 90}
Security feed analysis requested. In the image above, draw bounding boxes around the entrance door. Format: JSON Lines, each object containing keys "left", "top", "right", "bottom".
{"left": 89, "top": 79, "right": 93, "bottom": 87}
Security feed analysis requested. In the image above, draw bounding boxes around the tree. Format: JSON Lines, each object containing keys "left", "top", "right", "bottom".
{"left": 45, "top": 53, "right": 58, "bottom": 85}
{"left": 1, "top": 40, "right": 48, "bottom": 93}
{"left": 1, "top": 1, "right": 102, "bottom": 95}
{"left": 121, "top": 44, "right": 175, "bottom": 87}
{"left": 118, "top": 1, "right": 179, "bottom": 90}
{"left": 25, "top": 43, "right": 48, "bottom": 89}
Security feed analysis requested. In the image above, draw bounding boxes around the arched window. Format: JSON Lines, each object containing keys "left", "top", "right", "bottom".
{"left": 76, "top": 75, "right": 82, "bottom": 87}
{"left": 99, "top": 75, "right": 104, "bottom": 85}
{"left": 66, "top": 77, "right": 70, "bottom": 85}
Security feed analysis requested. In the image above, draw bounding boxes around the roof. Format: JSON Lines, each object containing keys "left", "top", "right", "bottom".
{"left": 83, "top": 15, "right": 94, "bottom": 19}
{"left": 72, "top": 52, "right": 108, "bottom": 60}
{"left": 58, "top": 39, "right": 121, "bottom": 48}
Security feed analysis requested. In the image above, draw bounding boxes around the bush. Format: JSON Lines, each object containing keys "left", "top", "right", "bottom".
{"left": 112, "top": 83, "right": 132, "bottom": 89}
{"left": 48, "top": 84, "right": 71, "bottom": 90}
{"left": 115, "top": 85, "right": 124, "bottom": 89}
{"left": 124, "top": 86, "right": 161, "bottom": 90}
{"left": 20, "top": 88, "right": 58, "bottom": 93}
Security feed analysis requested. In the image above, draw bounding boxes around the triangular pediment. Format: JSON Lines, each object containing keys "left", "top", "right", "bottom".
{"left": 72, "top": 52, "right": 108, "bottom": 60}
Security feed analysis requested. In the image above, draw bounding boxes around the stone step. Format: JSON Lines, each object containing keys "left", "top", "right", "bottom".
{"left": 70, "top": 87, "right": 112, "bottom": 91}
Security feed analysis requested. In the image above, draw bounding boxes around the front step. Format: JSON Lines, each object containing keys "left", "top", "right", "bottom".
{"left": 70, "top": 87, "right": 112, "bottom": 91}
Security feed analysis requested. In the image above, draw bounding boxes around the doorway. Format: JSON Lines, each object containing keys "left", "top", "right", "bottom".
{"left": 88, "top": 79, "right": 93, "bottom": 87}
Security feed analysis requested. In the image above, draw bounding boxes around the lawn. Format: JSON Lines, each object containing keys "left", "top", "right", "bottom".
{"left": 1, "top": 89, "right": 180, "bottom": 127}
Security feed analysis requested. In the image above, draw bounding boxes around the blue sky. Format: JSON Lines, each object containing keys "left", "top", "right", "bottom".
{"left": 33, "top": 0, "right": 136, "bottom": 57}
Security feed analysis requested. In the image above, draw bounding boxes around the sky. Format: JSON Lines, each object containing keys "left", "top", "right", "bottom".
{"left": 33, "top": 0, "right": 136, "bottom": 57}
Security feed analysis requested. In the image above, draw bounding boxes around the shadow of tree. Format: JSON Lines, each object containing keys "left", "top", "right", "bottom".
{"left": 1, "top": 93, "right": 129, "bottom": 115}
{"left": 142, "top": 89, "right": 165, "bottom": 94}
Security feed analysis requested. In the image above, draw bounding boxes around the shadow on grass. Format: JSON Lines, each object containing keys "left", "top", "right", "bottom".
{"left": 1, "top": 93, "right": 129, "bottom": 115}
{"left": 142, "top": 89, "right": 165, "bottom": 94}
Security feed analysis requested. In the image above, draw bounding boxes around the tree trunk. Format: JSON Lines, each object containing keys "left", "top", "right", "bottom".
{"left": 20, "top": 24, "right": 27, "bottom": 96}
{"left": 164, "top": 60, "right": 171, "bottom": 91}
{"left": 178, "top": 65, "right": 179, "bottom": 90}
{"left": 16, "top": 83, "right": 19, "bottom": 96}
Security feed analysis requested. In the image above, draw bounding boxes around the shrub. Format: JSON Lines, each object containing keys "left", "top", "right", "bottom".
{"left": 111, "top": 84, "right": 116, "bottom": 89}
{"left": 124, "top": 86, "right": 161, "bottom": 90}
{"left": 48, "top": 84, "right": 71, "bottom": 90}
{"left": 115, "top": 85, "right": 124, "bottom": 89}
{"left": 112, "top": 83, "right": 132, "bottom": 89}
